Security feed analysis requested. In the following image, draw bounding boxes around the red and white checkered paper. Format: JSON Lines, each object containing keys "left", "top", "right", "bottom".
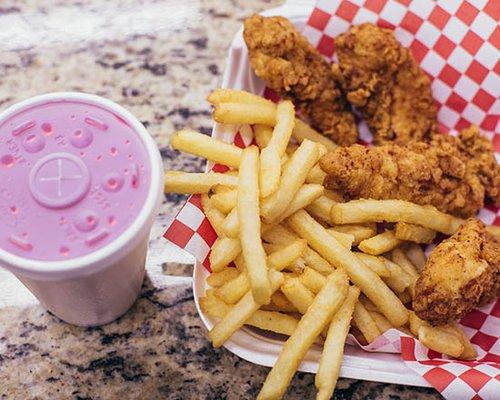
{"left": 164, "top": 0, "right": 500, "bottom": 398}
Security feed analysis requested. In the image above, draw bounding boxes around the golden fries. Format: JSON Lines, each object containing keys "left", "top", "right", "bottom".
{"left": 201, "top": 293, "right": 299, "bottom": 337}
{"left": 403, "top": 243, "right": 427, "bottom": 272}
{"left": 369, "top": 311, "right": 392, "bottom": 333}
{"left": 382, "top": 259, "right": 412, "bottom": 293}
{"left": 238, "top": 146, "right": 272, "bottom": 304}
{"left": 258, "top": 270, "right": 348, "bottom": 400}
{"left": 165, "top": 171, "right": 238, "bottom": 194}
{"left": 274, "top": 184, "right": 324, "bottom": 223}
{"left": 395, "top": 222, "right": 436, "bottom": 244}
{"left": 201, "top": 194, "right": 226, "bottom": 236}
{"left": 353, "top": 252, "right": 390, "bottom": 278}
{"left": 330, "top": 224, "right": 377, "bottom": 245}
{"left": 207, "top": 88, "right": 275, "bottom": 108}
{"left": 260, "top": 101, "right": 295, "bottom": 197}
{"left": 210, "top": 189, "right": 237, "bottom": 214}
{"left": 267, "top": 240, "right": 307, "bottom": 271}
{"left": 171, "top": 129, "right": 242, "bottom": 168}
{"left": 209, "top": 269, "right": 284, "bottom": 347}
{"left": 358, "top": 230, "right": 402, "bottom": 255}
{"left": 280, "top": 277, "right": 315, "bottom": 314}
{"left": 254, "top": 124, "right": 273, "bottom": 148}
{"left": 299, "top": 267, "right": 327, "bottom": 294}
{"left": 214, "top": 103, "right": 276, "bottom": 125}
{"left": 305, "top": 164, "right": 327, "bottom": 184}
{"left": 315, "top": 286, "right": 359, "bottom": 400}
{"left": 217, "top": 272, "right": 249, "bottom": 304}
{"left": 391, "top": 248, "right": 419, "bottom": 280}
{"left": 209, "top": 237, "right": 241, "bottom": 272}
{"left": 327, "top": 230, "right": 354, "bottom": 249}
{"left": 418, "top": 325, "right": 464, "bottom": 358}
{"left": 292, "top": 119, "right": 337, "bottom": 152}
{"left": 306, "top": 195, "right": 336, "bottom": 224}
{"left": 206, "top": 267, "right": 240, "bottom": 288}
{"left": 331, "top": 199, "right": 463, "bottom": 235}
{"left": 261, "top": 140, "right": 320, "bottom": 224}
{"left": 353, "top": 301, "right": 381, "bottom": 343}
{"left": 287, "top": 210, "right": 408, "bottom": 327}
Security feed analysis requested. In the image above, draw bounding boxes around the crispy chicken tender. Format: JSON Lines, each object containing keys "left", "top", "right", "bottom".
{"left": 243, "top": 14, "right": 358, "bottom": 146}
{"left": 331, "top": 23, "right": 437, "bottom": 144}
{"left": 320, "top": 126, "right": 500, "bottom": 218}
{"left": 413, "top": 219, "right": 500, "bottom": 325}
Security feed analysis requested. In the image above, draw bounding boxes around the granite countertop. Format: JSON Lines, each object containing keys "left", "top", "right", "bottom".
{"left": 0, "top": 1, "right": 442, "bottom": 399}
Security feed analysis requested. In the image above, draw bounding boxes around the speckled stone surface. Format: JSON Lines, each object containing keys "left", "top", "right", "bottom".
{"left": 0, "top": 1, "right": 443, "bottom": 399}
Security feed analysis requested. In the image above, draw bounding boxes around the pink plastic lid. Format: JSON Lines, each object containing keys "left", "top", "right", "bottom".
{"left": 0, "top": 98, "right": 151, "bottom": 261}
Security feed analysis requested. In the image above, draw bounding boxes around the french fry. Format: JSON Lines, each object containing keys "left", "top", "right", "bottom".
{"left": 260, "top": 101, "right": 295, "bottom": 197}
{"left": 207, "top": 88, "right": 275, "bottom": 108}
{"left": 254, "top": 124, "right": 273, "bottom": 148}
{"left": 306, "top": 195, "right": 337, "bottom": 224}
{"left": 369, "top": 311, "right": 393, "bottom": 333}
{"left": 258, "top": 270, "right": 349, "bottom": 400}
{"left": 327, "top": 230, "right": 354, "bottom": 249}
{"left": 292, "top": 119, "right": 337, "bottom": 151}
{"left": 359, "top": 295, "right": 378, "bottom": 312}
{"left": 331, "top": 199, "right": 463, "bottom": 235}
{"left": 216, "top": 272, "right": 249, "bottom": 304}
{"left": 391, "top": 248, "right": 419, "bottom": 280}
{"left": 287, "top": 210, "right": 408, "bottom": 326}
{"left": 201, "top": 194, "right": 226, "bottom": 236}
{"left": 221, "top": 207, "right": 239, "bottom": 238}
{"left": 238, "top": 146, "right": 272, "bottom": 304}
{"left": 274, "top": 184, "right": 324, "bottom": 223}
{"left": 299, "top": 267, "right": 327, "bottom": 294}
{"left": 200, "top": 293, "right": 299, "bottom": 337}
{"left": 280, "top": 277, "right": 315, "bottom": 314}
{"left": 208, "top": 269, "right": 284, "bottom": 347}
{"left": 233, "top": 253, "right": 246, "bottom": 273}
{"left": 353, "top": 252, "right": 390, "bottom": 278}
{"left": 209, "top": 237, "right": 241, "bottom": 272}
{"left": 210, "top": 189, "right": 237, "bottom": 214}
{"left": 262, "top": 224, "right": 334, "bottom": 276}
{"left": 267, "top": 240, "right": 307, "bottom": 271}
{"left": 382, "top": 259, "right": 412, "bottom": 293}
{"left": 486, "top": 225, "right": 500, "bottom": 242}
{"left": 206, "top": 267, "right": 240, "bottom": 288}
{"left": 403, "top": 243, "right": 427, "bottom": 272}
{"left": 218, "top": 241, "right": 305, "bottom": 304}
{"left": 165, "top": 171, "right": 238, "bottom": 194}
{"left": 315, "top": 286, "right": 359, "bottom": 400}
{"left": 358, "top": 230, "right": 402, "bottom": 255}
{"left": 330, "top": 224, "right": 377, "bottom": 246}
{"left": 397, "top": 290, "right": 412, "bottom": 304}
{"left": 170, "top": 129, "right": 242, "bottom": 168}
{"left": 395, "top": 222, "right": 436, "bottom": 244}
{"left": 261, "top": 140, "right": 320, "bottom": 224}
{"left": 323, "top": 189, "right": 344, "bottom": 202}
{"left": 447, "top": 322, "right": 477, "bottom": 360}
{"left": 353, "top": 302, "right": 381, "bottom": 343}
{"left": 261, "top": 291, "right": 298, "bottom": 313}
{"left": 305, "top": 163, "right": 327, "bottom": 185}
{"left": 418, "top": 325, "right": 464, "bottom": 358}
{"left": 214, "top": 102, "right": 276, "bottom": 126}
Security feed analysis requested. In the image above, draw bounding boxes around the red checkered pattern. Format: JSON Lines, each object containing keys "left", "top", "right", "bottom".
{"left": 164, "top": 1, "right": 500, "bottom": 398}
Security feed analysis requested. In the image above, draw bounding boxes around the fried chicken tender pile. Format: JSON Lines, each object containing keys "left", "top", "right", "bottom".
{"left": 413, "top": 219, "right": 500, "bottom": 325}
{"left": 331, "top": 23, "right": 438, "bottom": 144}
{"left": 320, "top": 126, "right": 500, "bottom": 218}
{"left": 243, "top": 14, "right": 358, "bottom": 146}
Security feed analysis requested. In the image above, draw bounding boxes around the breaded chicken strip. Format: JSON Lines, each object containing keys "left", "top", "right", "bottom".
{"left": 243, "top": 14, "right": 358, "bottom": 146}
{"left": 320, "top": 126, "right": 500, "bottom": 218}
{"left": 413, "top": 219, "right": 499, "bottom": 325}
{"left": 331, "top": 23, "right": 437, "bottom": 144}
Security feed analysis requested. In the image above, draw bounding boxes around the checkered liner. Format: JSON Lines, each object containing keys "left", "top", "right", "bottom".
{"left": 164, "top": 0, "right": 499, "bottom": 398}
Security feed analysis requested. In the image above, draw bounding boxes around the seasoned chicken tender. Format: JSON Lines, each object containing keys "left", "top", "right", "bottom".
{"left": 320, "top": 126, "right": 499, "bottom": 218}
{"left": 413, "top": 219, "right": 499, "bottom": 325}
{"left": 331, "top": 23, "right": 437, "bottom": 144}
{"left": 243, "top": 14, "right": 358, "bottom": 146}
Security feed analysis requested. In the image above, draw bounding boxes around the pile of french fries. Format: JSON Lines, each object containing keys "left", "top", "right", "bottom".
{"left": 165, "top": 89, "right": 476, "bottom": 400}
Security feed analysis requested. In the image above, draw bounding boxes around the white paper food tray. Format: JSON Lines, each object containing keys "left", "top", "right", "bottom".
{"left": 192, "top": 3, "right": 430, "bottom": 388}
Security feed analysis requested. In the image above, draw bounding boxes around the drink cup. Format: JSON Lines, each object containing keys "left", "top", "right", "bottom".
{"left": 0, "top": 93, "right": 163, "bottom": 326}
